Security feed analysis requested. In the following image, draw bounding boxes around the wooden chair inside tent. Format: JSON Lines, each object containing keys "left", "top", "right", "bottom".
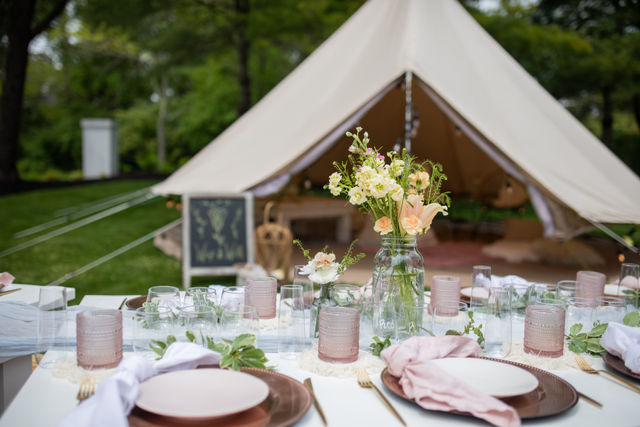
{"left": 254, "top": 201, "right": 293, "bottom": 284}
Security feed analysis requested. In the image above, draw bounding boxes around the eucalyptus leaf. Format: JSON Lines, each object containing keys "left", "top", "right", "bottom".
{"left": 623, "top": 311, "right": 640, "bottom": 327}
{"left": 569, "top": 323, "right": 583, "bottom": 336}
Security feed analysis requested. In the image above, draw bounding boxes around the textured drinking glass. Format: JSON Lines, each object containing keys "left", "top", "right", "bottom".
{"left": 294, "top": 265, "right": 315, "bottom": 309}
{"left": 430, "top": 276, "right": 461, "bottom": 313}
{"left": 220, "top": 305, "right": 259, "bottom": 338}
{"left": 220, "top": 286, "right": 245, "bottom": 310}
{"left": 557, "top": 280, "right": 577, "bottom": 300}
{"left": 37, "top": 286, "right": 69, "bottom": 368}
{"left": 183, "top": 287, "right": 215, "bottom": 307}
{"left": 147, "top": 286, "right": 182, "bottom": 311}
{"left": 471, "top": 266, "right": 491, "bottom": 308}
{"left": 245, "top": 277, "right": 277, "bottom": 319}
{"left": 318, "top": 307, "right": 360, "bottom": 363}
{"left": 484, "top": 286, "right": 512, "bottom": 358}
{"left": 576, "top": 271, "right": 606, "bottom": 304}
{"left": 565, "top": 297, "right": 594, "bottom": 334}
{"left": 278, "top": 285, "right": 306, "bottom": 358}
{"left": 431, "top": 301, "right": 468, "bottom": 336}
{"left": 133, "top": 307, "right": 173, "bottom": 356}
{"left": 331, "top": 284, "right": 363, "bottom": 309}
{"left": 524, "top": 300, "right": 565, "bottom": 358}
{"left": 618, "top": 263, "right": 640, "bottom": 308}
{"left": 178, "top": 305, "right": 217, "bottom": 339}
{"left": 77, "top": 309, "right": 123, "bottom": 369}
{"left": 593, "top": 296, "right": 627, "bottom": 324}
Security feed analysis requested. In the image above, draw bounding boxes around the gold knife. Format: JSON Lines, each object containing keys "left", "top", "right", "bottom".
{"left": 304, "top": 378, "right": 328, "bottom": 426}
{"left": 0, "top": 288, "right": 21, "bottom": 297}
{"left": 578, "top": 391, "right": 602, "bottom": 408}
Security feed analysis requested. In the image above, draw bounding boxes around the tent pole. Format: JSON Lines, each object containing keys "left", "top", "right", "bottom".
{"left": 404, "top": 71, "right": 413, "bottom": 154}
{"left": 587, "top": 220, "right": 640, "bottom": 255}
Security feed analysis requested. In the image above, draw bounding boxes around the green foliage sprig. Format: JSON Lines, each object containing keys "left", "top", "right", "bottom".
{"left": 445, "top": 311, "right": 485, "bottom": 347}
{"left": 566, "top": 322, "right": 608, "bottom": 356}
{"left": 150, "top": 332, "right": 270, "bottom": 371}
{"left": 369, "top": 335, "right": 392, "bottom": 357}
{"left": 624, "top": 311, "right": 640, "bottom": 327}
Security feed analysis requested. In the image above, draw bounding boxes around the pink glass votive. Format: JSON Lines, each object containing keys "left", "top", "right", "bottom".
{"left": 576, "top": 270, "right": 606, "bottom": 303}
{"left": 430, "top": 276, "right": 461, "bottom": 312}
{"left": 245, "top": 277, "right": 277, "bottom": 319}
{"left": 318, "top": 307, "right": 360, "bottom": 363}
{"left": 524, "top": 302, "right": 565, "bottom": 358}
{"left": 77, "top": 309, "right": 123, "bottom": 369}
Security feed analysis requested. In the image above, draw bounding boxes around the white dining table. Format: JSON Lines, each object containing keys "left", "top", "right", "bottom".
{"left": 1, "top": 293, "right": 639, "bottom": 427}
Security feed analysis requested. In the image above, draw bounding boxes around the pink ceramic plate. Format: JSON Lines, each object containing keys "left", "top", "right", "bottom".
{"left": 136, "top": 369, "right": 269, "bottom": 420}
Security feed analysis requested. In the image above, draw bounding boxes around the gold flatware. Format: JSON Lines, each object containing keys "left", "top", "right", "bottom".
{"left": 304, "top": 378, "right": 327, "bottom": 426}
{"left": 117, "top": 297, "right": 127, "bottom": 310}
{"left": 0, "top": 288, "right": 21, "bottom": 297}
{"left": 575, "top": 355, "right": 640, "bottom": 393}
{"left": 77, "top": 377, "right": 96, "bottom": 402}
{"left": 356, "top": 368, "right": 406, "bottom": 426}
{"left": 577, "top": 391, "right": 602, "bottom": 408}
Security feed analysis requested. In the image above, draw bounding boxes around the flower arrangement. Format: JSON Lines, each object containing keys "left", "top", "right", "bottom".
{"left": 293, "top": 239, "right": 364, "bottom": 284}
{"left": 327, "top": 127, "right": 450, "bottom": 237}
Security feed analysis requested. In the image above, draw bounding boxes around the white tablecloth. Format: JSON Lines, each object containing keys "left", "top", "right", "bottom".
{"left": 1, "top": 294, "right": 639, "bottom": 427}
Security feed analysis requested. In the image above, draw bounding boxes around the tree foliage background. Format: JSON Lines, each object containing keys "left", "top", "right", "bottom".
{"left": 1, "top": 0, "right": 639, "bottom": 182}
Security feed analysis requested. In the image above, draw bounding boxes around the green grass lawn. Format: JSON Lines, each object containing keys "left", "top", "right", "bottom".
{"left": 0, "top": 180, "right": 186, "bottom": 304}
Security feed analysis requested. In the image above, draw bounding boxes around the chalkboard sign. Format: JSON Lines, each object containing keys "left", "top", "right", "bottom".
{"left": 182, "top": 193, "right": 254, "bottom": 287}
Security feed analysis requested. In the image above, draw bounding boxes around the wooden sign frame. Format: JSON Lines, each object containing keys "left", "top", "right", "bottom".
{"left": 182, "top": 192, "right": 254, "bottom": 288}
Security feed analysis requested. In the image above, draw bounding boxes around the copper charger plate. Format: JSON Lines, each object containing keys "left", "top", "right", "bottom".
{"left": 381, "top": 357, "right": 578, "bottom": 420}
{"left": 125, "top": 295, "right": 147, "bottom": 310}
{"left": 128, "top": 367, "right": 312, "bottom": 427}
{"left": 603, "top": 352, "right": 640, "bottom": 380}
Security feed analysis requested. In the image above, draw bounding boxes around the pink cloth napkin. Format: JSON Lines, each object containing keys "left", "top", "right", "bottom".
{"left": 381, "top": 336, "right": 521, "bottom": 427}
{"left": 0, "top": 272, "right": 15, "bottom": 289}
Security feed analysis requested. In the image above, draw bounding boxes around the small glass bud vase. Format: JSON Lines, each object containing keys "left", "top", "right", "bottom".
{"left": 309, "top": 282, "right": 337, "bottom": 338}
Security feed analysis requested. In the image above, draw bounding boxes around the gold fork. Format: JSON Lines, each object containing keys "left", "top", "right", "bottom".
{"left": 575, "top": 356, "right": 640, "bottom": 393}
{"left": 355, "top": 369, "right": 406, "bottom": 426}
{"left": 76, "top": 377, "right": 96, "bottom": 402}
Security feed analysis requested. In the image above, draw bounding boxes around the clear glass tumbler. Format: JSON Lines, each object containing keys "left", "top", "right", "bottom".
{"left": 471, "top": 265, "right": 491, "bottom": 308}
{"left": 77, "top": 309, "right": 123, "bottom": 369}
{"left": 618, "top": 263, "right": 639, "bottom": 308}
{"left": 293, "top": 265, "right": 315, "bottom": 309}
{"left": 278, "top": 284, "right": 306, "bottom": 359}
{"left": 565, "top": 297, "right": 594, "bottom": 334}
{"left": 484, "top": 286, "right": 512, "bottom": 358}
{"left": 431, "top": 301, "right": 468, "bottom": 336}
{"left": 178, "top": 305, "right": 218, "bottom": 340}
{"left": 557, "top": 280, "right": 577, "bottom": 300}
{"left": 147, "top": 285, "right": 182, "bottom": 312}
{"left": 524, "top": 300, "right": 565, "bottom": 358}
{"left": 132, "top": 306, "right": 173, "bottom": 356}
{"left": 220, "top": 286, "right": 245, "bottom": 310}
{"left": 220, "top": 305, "right": 259, "bottom": 339}
{"left": 245, "top": 277, "right": 277, "bottom": 319}
{"left": 37, "top": 286, "right": 69, "bottom": 368}
{"left": 593, "top": 296, "right": 627, "bottom": 324}
{"left": 331, "top": 284, "right": 363, "bottom": 309}
{"left": 318, "top": 306, "right": 360, "bottom": 363}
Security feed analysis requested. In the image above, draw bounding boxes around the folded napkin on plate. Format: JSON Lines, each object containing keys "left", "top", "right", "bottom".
{"left": 381, "top": 336, "right": 520, "bottom": 427}
{"left": 58, "top": 342, "right": 221, "bottom": 427}
{"left": 0, "top": 272, "right": 14, "bottom": 289}
{"left": 601, "top": 322, "right": 640, "bottom": 373}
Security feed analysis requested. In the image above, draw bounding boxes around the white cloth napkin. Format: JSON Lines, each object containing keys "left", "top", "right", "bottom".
{"left": 600, "top": 322, "right": 640, "bottom": 373}
{"left": 58, "top": 342, "right": 221, "bottom": 427}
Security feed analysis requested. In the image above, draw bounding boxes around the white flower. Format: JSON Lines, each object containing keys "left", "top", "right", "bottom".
{"left": 329, "top": 184, "right": 341, "bottom": 196}
{"left": 389, "top": 159, "right": 404, "bottom": 177}
{"left": 299, "top": 252, "right": 340, "bottom": 284}
{"left": 329, "top": 172, "right": 341, "bottom": 186}
{"left": 348, "top": 186, "right": 367, "bottom": 205}
{"left": 389, "top": 183, "right": 404, "bottom": 202}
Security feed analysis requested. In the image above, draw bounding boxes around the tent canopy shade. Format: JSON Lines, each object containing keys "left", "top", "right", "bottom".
{"left": 153, "top": 0, "right": 640, "bottom": 239}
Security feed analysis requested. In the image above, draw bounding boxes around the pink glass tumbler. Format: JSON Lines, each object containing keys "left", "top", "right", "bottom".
{"left": 524, "top": 303, "right": 565, "bottom": 358}
{"left": 430, "top": 276, "right": 461, "bottom": 312}
{"left": 318, "top": 307, "right": 360, "bottom": 363}
{"left": 245, "top": 277, "right": 277, "bottom": 319}
{"left": 77, "top": 309, "right": 123, "bottom": 369}
{"left": 576, "top": 270, "right": 606, "bottom": 304}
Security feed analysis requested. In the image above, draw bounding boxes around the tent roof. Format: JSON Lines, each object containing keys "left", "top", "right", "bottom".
{"left": 153, "top": 0, "right": 640, "bottom": 225}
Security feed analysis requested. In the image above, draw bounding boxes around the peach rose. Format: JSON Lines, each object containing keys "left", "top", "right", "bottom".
{"left": 374, "top": 216, "right": 393, "bottom": 235}
{"left": 313, "top": 252, "right": 336, "bottom": 267}
{"left": 400, "top": 215, "right": 422, "bottom": 235}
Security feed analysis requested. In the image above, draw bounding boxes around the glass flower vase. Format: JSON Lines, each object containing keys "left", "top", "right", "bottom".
{"left": 372, "top": 235, "right": 425, "bottom": 341}
{"left": 309, "top": 282, "right": 337, "bottom": 338}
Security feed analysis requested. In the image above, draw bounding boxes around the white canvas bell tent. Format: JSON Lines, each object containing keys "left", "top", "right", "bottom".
{"left": 152, "top": 0, "right": 640, "bottom": 244}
